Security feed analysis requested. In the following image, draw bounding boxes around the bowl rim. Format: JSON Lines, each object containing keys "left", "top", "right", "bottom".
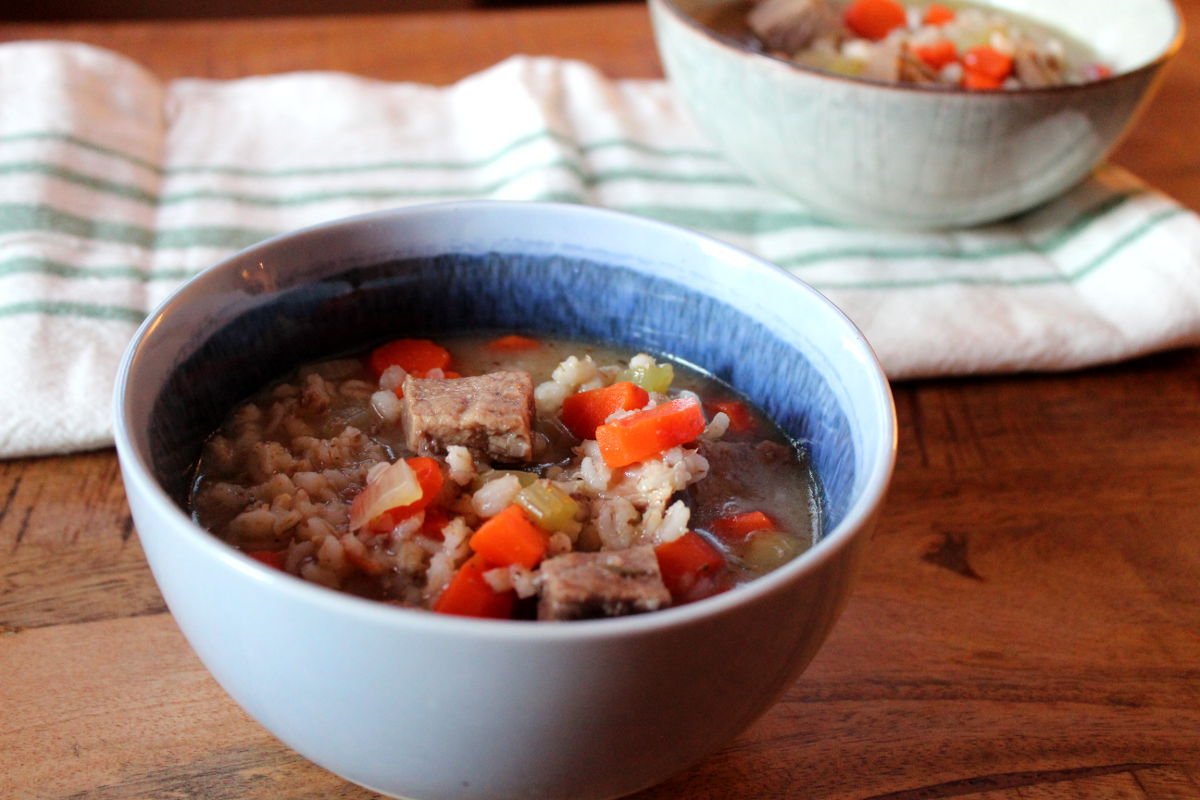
{"left": 650, "top": 0, "right": 1185, "bottom": 97}
{"left": 113, "top": 199, "right": 898, "bottom": 642}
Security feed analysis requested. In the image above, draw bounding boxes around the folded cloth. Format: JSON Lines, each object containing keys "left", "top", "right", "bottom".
{"left": 2, "top": 41, "right": 1199, "bottom": 459}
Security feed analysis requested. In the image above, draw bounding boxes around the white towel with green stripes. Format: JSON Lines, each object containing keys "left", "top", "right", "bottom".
{"left": 3, "top": 41, "right": 1199, "bottom": 459}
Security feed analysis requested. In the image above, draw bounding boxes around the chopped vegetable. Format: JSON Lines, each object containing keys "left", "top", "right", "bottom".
{"left": 708, "top": 400, "right": 755, "bottom": 434}
{"left": 617, "top": 362, "right": 674, "bottom": 394}
{"left": 962, "top": 45, "right": 1014, "bottom": 80}
{"left": 348, "top": 459, "right": 421, "bottom": 531}
{"left": 246, "top": 550, "right": 285, "bottom": 569}
{"left": 595, "top": 397, "right": 706, "bottom": 469}
{"left": 922, "top": 3, "right": 956, "bottom": 25}
{"left": 843, "top": 0, "right": 907, "bottom": 41}
{"left": 739, "top": 530, "right": 805, "bottom": 573}
{"left": 350, "top": 456, "right": 444, "bottom": 532}
{"left": 914, "top": 39, "right": 958, "bottom": 69}
{"left": 654, "top": 531, "right": 726, "bottom": 601}
{"left": 560, "top": 381, "right": 650, "bottom": 440}
{"left": 469, "top": 504, "right": 549, "bottom": 569}
{"left": 433, "top": 553, "right": 516, "bottom": 618}
{"left": 711, "top": 511, "right": 777, "bottom": 542}
{"left": 368, "top": 338, "right": 452, "bottom": 378}
{"left": 485, "top": 334, "right": 542, "bottom": 352}
{"left": 515, "top": 480, "right": 580, "bottom": 533}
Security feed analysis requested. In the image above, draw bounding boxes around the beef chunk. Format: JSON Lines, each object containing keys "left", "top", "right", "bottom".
{"left": 401, "top": 371, "right": 534, "bottom": 462}
{"left": 748, "top": 0, "right": 843, "bottom": 54}
{"left": 692, "top": 439, "right": 794, "bottom": 522}
{"left": 537, "top": 546, "right": 671, "bottom": 621}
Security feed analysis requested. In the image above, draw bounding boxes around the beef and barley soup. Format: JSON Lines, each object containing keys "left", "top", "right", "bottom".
{"left": 190, "top": 334, "right": 820, "bottom": 621}
{"left": 709, "top": 0, "right": 1110, "bottom": 89}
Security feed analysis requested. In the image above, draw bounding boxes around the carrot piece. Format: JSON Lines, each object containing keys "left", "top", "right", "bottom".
{"left": 844, "top": 0, "right": 907, "bottom": 41}
{"left": 711, "top": 511, "right": 777, "bottom": 542}
{"left": 595, "top": 397, "right": 706, "bottom": 469}
{"left": 962, "top": 70, "right": 1004, "bottom": 90}
{"left": 922, "top": 3, "right": 955, "bottom": 25}
{"left": 561, "top": 381, "right": 651, "bottom": 440}
{"left": 485, "top": 334, "right": 542, "bottom": 352}
{"left": 433, "top": 553, "right": 516, "bottom": 619}
{"left": 709, "top": 400, "right": 755, "bottom": 434}
{"left": 469, "top": 505, "right": 548, "bottom": 569}
{"left": 246, "top": 549, "right": 285, "bottom": 569}
{"left": 654, "top": 531, "right": 727, "bottom": 601}
{"left": 368, "top": 338, "right": 452, "bottom": 378}
{"left": 962, "top": 46, "right": 1014, "bottom": 80}
{"left": 914, "top": 40, "right": 958, "bottom": 69}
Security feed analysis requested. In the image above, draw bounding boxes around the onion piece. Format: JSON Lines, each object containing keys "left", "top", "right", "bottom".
{"left": 349, "top": 459, "right": 421, "bottom": 531}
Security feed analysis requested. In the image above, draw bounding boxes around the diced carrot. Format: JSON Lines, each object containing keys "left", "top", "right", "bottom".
{"left": 485, "top": 334, "right": 542, "bottom": 352}
{"left": 246, "top": 549, "right": 285, "bottom": 569}
{"left": 711, "top": 511, "right": 777, "bottom": 542}
{"left": 595, "top": 397, "right": 706, "bottom": 469}
{"left": 962, "top": 70, "right": 1004, "bottom": 90}
{"left": 654, "top": 531, "right": 727, "bottom": 601}
{"left": 709, "top": 400, "right": 755, "bottom": 434}
{"left": 561, "top": 381, "right": 651, "bottom": 440}
{"left": 469, "top": 505, "right": 548, "bottom": 569}
{"left": 368, "top": 338, "right": 452, "bottom": 378}
{"left": 922, "top": 3, "right": 955, "bottom": 25}
{"left": 962, "top": 46, "right": 1014, "bottom": 80}
{"left": 433, "top": 553, "right": 516, "bottom": 619}
{"left": 913, "top": 40, "right": 958, "bottom": 69}
{"left": 1084, "top": 63, "right": 1113, "bottom": 81}
{"left": 844, "top": 0, "right": 907, "bottom": 41}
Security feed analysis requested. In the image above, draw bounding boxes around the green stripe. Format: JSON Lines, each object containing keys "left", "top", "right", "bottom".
{"left": 807, "top": 208, "right": 1184, "bottom": 290}
{"left": 0, "top": 203, "right": 275, "bottom": 250}
{"left": 775, "top": 191, "right": 1140, "bottom": 270}
{"left": 0, "top": 300, "right": 145, "bottom": 323}
{"left": 0, "top": 155, "right": 749, "bottom": 209}
{"left": 0, "top": 256, "right": 190, "bottom": 281}
{"left": 622, "top": 205, "right": 832, "bottom": 234}
{"left": 0, "top": 202, "right": 1177, "bottom": 298}
{"left": 0, "top": 129, "right": 725, "bottom": 179}
{"left": 0, "top": 161, "right": 158, "bottom": 203}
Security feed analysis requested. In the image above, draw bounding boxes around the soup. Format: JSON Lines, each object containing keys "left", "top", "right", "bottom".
{"left": 704, "top": 0, "right": 1111, "bottom": 89}
{"left": 190, "top": 333, "right": 820, "bottom": 621}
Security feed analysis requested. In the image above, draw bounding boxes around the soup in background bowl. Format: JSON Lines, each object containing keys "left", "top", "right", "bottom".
{"left": 114, "top": 200, "right": 896, "bottom": 800}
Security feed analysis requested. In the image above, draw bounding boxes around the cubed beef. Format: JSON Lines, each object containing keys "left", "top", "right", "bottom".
{"left": 401, "top": 371, "right": 534, "bottom": 462}
{"left": 537, "top": 546, "right": 671, "bottom": 621}
{"left": 748, "top": 0, "right": 843, "bottom": 54}
{"left": 691, "top": 439, "right": 794, "bottom": 522}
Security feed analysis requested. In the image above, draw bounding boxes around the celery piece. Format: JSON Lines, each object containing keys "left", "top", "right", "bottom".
{"left": 516, "top": 480, "right": 580, "bottom": 533}
{"left": 739, "top": 530, "right": 804, "bottom": 574}
{"left": 618, "top": 363, "right": 674, "bottom": 394}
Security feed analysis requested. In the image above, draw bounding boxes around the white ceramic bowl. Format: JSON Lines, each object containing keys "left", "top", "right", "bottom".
{"left": 650, "top": 0, "right": 1183, "bottom": 229}
{"left": 113, "top": 200, "right": 896, "bottom": 800}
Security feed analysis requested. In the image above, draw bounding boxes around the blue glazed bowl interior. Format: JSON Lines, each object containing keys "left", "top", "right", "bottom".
{"left": 146, "top": 250, "right": 856, "bottom": 541}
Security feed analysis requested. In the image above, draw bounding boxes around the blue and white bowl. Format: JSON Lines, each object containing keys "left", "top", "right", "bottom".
{"left": 113, "top": 200, "right": 896, "bottom": 800}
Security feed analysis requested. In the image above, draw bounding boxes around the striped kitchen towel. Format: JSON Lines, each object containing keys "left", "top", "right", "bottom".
{"left": 2, "top": 41, "right": 1199, "bottom": 458}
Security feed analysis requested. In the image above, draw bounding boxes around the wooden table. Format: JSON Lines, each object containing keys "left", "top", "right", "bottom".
{"left": 2, "top": 4, "right": 1198, "bottom": 798}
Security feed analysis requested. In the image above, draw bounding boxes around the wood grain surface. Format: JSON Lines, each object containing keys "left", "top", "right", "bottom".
{"left": 2, "top": 3, "right": 1199, "bottom": 799}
